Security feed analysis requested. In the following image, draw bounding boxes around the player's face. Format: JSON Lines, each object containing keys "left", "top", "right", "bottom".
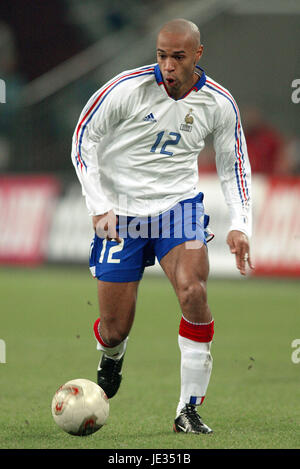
{"left": 156, "top": 31, "right": 203, "bottom": 99}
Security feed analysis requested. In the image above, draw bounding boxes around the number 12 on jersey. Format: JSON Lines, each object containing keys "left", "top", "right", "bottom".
{"left": 150, "top": 131, "right": 181, "bottom": 156}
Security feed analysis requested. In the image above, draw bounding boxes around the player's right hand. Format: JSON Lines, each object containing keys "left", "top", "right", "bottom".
{"left": 93, "top": 210, "right": 122, "bottom": 243}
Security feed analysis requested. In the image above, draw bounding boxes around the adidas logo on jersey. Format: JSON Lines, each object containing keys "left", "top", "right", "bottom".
{"left": 143, "top": 113, "right": 157, "bottom": 122}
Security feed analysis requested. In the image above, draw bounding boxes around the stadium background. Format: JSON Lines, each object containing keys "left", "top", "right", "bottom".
{"left": 0, "top": 0, "right": 299, "bottom": 450}
{"left": 0, "top": 0, "right": 299, "bottom": 275}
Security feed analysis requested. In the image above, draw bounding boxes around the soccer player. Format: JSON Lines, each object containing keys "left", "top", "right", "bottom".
{"left": 71, "top": 18, "right": 253, "bottom": 434}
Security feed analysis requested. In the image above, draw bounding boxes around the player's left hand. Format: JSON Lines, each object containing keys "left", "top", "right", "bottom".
{"left": 226, "top": 230, "right": 254, "bottom": 276}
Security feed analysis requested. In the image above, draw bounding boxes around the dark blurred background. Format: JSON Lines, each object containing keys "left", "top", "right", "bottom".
{"left": 0, "top": 0, "right": 299, "bottom": 176}
{"left": 0, "top": 0, "right": 299, "bottom": 275}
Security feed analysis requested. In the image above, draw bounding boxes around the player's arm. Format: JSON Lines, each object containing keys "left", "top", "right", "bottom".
{"left": 71, "top": 85, "right": 124, "bottom": 240}
{"left": 213, "top": 97, "right": 253, "bottom": 275}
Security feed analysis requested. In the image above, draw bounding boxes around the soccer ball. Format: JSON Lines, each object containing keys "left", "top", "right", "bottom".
{"left": 51, "top": 378, "right": 109, "bottom": 436}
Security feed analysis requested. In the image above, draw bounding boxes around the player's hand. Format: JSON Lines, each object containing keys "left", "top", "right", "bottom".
{"left": 92, "top": 210, "right": 122, "bottom": 243}
{"left": 226, "top": 230, "right": 254, "bottom": 276}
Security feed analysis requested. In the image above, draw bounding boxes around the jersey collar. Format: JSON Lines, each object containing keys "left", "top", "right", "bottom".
{"left": 154, "top": 64, "right": 206, "bottom": 99}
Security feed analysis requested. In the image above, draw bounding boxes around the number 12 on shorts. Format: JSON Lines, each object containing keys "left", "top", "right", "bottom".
{"left": 99, "top": 238, "right": 124, "bottom": 263}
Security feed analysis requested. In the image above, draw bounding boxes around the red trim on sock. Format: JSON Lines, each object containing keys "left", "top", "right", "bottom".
{"left": 93, "top": 318, "right": 114, "bottom": 348}
{"left": 179, "top": 317, "right": 214, "bottom": 342}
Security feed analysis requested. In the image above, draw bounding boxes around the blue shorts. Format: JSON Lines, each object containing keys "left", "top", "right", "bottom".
{"left": 89, "top": 192, "right": 211, "bottom": 282}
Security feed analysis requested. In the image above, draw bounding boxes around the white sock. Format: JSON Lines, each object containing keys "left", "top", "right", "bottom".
{"left": 176, "top": 335, "right": 213, "bottom": 417}
{"left": 93, "top": 317, "right": 128, "bottom": 362}
{"left": 96, "top": 336, "right": 128, "bottom": 362}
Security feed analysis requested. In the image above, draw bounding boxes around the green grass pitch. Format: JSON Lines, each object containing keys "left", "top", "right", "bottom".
{"left": 0, "top": 266, "right": 299, "bottom": 449}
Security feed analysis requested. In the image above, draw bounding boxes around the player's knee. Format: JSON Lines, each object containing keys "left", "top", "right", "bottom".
{"left": 177, "top": 279, "right": 208, "bottom": 309}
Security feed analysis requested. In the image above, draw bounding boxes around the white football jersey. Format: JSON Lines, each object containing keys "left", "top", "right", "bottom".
{"left": 71, "top": 63, "right": 252, "bottom": 236}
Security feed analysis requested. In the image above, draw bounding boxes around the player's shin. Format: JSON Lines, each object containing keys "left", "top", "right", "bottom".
{"left": 176, "top": 316, "right": 214, "bottom": 417}
{"left": 93, "top": 317, "right": 128, "bottom": 360}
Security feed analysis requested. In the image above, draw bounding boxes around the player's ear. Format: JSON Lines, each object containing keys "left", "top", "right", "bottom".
{"left": 197, "top": 44, "right": 204, "bottom": 62}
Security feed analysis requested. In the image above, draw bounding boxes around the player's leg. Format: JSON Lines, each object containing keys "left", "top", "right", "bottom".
{"left": 160, "top": 240, "right": 212, "bottom": 323}
{"left": 97, "top": 280, "right": 139, "bottom": 347}
{"left": 160, "top": 241, "right": 214, "bottom": 434}
{"left": 94, "top": 280, "right": 139, "bottom": 398}
{"left": 89, "top": 224, "right": 147, "bottom": 398}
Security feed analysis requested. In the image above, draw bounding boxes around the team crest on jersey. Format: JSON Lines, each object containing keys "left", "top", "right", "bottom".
{"left": 180, "top": 109, "right": 194, "bottom": 132}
